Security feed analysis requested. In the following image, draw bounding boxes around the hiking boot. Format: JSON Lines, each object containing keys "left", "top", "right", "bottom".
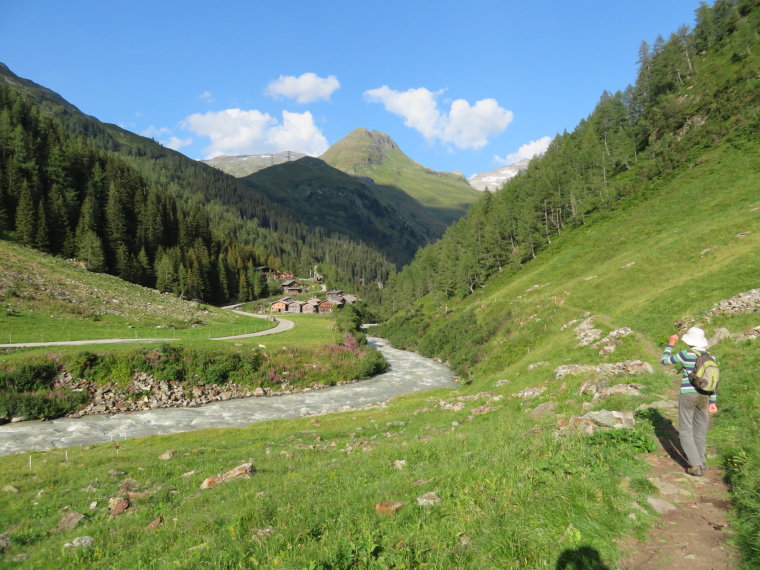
{"left": 686, "top": 466, "right": 703, "bottom": 477}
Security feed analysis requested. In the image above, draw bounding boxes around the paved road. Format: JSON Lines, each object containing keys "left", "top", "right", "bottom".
{"left": 0, "top": 309, "right": 294, "bottom": 348}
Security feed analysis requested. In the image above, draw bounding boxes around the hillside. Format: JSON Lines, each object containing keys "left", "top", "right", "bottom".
{"left": 379, "top": 1, "right": 760, "bottom": 565}
{"left": 0, "top": 65, "right": 406, "bottom": 302}
{"left": 320, "top": 128, "right": 481, "bottom": 228}
{"left": 201, "top": 151, "right": 307, "bottom": 177}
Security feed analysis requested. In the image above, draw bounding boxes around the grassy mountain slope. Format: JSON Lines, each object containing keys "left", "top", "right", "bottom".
{"left": 320, "top": 128, "right": 481, "bottom": 227}
{"left": 242, "top": 156, "right": 439, "bottom": 265}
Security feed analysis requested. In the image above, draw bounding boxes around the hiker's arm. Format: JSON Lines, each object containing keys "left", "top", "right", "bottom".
{"left": 661, "top": 337, "right": 684, "bottom": 365}
{"left": 709, "top": 403, "right": 718, "bottom": 413}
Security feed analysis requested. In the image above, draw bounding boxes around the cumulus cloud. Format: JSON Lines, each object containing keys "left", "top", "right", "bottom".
{"left": 494, "top": 136, "right": 552, "bottom": 165}
{"left": 141, "top": 126, "right": 192, "bottom": 150}
{"left": 265, "top": 73, "right": 340, "bottom": 103}
{"left": 363, "top": 86, "right": 513, "bottom": 149}
{"left": 180, "top": 108, "right": 328, "bottom": 158}
{"left": 164, "top": 136, "right": 193, "bottom": 150}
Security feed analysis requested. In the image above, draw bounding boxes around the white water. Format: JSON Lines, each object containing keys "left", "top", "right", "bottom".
{"left": 0, "top": 338, "right": 457, "bottom": 456}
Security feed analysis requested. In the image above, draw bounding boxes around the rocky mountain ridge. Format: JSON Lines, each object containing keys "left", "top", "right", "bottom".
{"left": 468, "top": 158, "right": 530, "bottom": 191}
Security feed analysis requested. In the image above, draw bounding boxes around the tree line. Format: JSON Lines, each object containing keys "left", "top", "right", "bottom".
{"left": 0, "top": 82, "right": 396, "bottom": 304}
{"left": 382, "top": 0, "right": 759, "bottom": 317}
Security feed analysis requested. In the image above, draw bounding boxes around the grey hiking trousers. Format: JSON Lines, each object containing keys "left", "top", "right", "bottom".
{"left": 678, "top": 391, "right": 710, "bottom": 469}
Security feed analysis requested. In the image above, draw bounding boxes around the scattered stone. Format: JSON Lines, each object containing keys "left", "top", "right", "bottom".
{"left": 458, "top": 533, "right": 472, "bottom": 547}
{"left": 438, "top": 401, "right": 465, "bottom": 411}
{"left": 528, "top": 361, "right": 549, "bottom": 371}
{"left": 158, "top": 449, "right": 175, "bottom": 460}
{"left": 375, "top": 501, "right": 407, "bottom": 516}
{"left": 494, "top": 379, "right": 510, "bottom": 387}
{"left": 392, "top": 460, "right": 406, "bottom": 470}
{"left": 108, "top": 469, "right": 126, "bottom": 476}
{"left": 621, "top": 262, "right": 636, "bottom": 269}
{"left": 251, "top": 528, "right": 275, "bottom": 540}
{"left": 575, "top": 317, "right": 602, "bottom": 346}
{"left": 635, "top": 400, "right": 677, "bottom": 412}
{"left": 583, "top": 410, "right": 636, "bottom": 429}
{"left": 700, "top": 247, "right": 715, "bottom": 255}
{"left": 64, "top": 536, "right": 95, "bottom": 549}
{"left": 531, "top": 401, "right": 557, "bottom": 419}
{"left": 89, "top": 501, "right": 98, "bottom": 510}
{"left": 648, "top": 477, "right": 691, "bottom": 497}
{"left": 555, "top": 360, "right": 654, "bottom": 381}
{"left": 49, "top": 512, "right": 84, "bottom": 533}
{"left": 515, "top": 386, "right": 547, "bottom": 399}
{"left": 0, "top": 534, "right": 9, "bottom": 553}
{"left": 180, "top": 470, "right": 198, "bottom": 478}
{"left": 584, "top": 275, "right": 597, "bottom": 281}
{"left": 467, "top": 405, "right": 498, "bottom": 420}
{"left": 417, "top": 492, "right": 442, "bottom": 507}
{"left": 647, "top": 496, "right": 676, "bottom": 514}
{"left": 736, "top": 231, "right": 750, "bottom": 238}
{"left": 200, "top": 463, "right": 254, "bottom": 489}
{"left": 709, "top": 288, "right": 760, "bottom": 317}
{"left": 2, "top": 485, "right": 19, "bottom": 493}
{"left": 146, "top": 515, "right": 163, "bottom": 530}
{"left": 11, "top": 554, "right": 30, "bottom": 562}
{"left": 108, "top": 497, "right": 130, "bottom": 517}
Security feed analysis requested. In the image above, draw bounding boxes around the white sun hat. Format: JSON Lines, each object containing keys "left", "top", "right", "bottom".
{"left": 681, "top": 327, "right": 708, "bottom": 348}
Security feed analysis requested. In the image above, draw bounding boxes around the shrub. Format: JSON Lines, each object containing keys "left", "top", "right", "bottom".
{"left": 0, "top": 361, "right": 58, "bottom": 391}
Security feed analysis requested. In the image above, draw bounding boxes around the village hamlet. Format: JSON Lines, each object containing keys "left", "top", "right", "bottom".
{"left": 269, "top": 282, "right": 361, "bottom": 315}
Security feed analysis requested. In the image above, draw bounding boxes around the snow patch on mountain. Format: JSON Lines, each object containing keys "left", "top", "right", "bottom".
{"left": 468, "top": 159, "right": 530, "bottom": 191}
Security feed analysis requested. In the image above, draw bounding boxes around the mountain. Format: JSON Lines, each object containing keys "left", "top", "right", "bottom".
{"left": 241, "top": 156, "right": 438, "bottom": 266}
{"left": 467, "top": 158, "right": 530, "bottom": 191}
{"left": 201, "top": 151, "right": 307, "bottom": 177}
{"left": 320, "top": 128, "right": 481, "bottom": 227}
{"left": 0, "top": 65, "right": 404, "bottom": 300}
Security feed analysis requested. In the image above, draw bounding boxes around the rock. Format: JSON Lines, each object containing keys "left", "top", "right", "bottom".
{"left": 251, "top": 528, "right": 275, "bottom": 540}
{"left": 392, "top": 460, "right": 406, "bottom": 470}
{"left": 0, "top": 534, "right": 9, "bottom": 553}
{"left": 647, "top": 496, "right": 676, "bottom": 514}
{"left": 158, "top": 449, "right": 175, "bottom": 460}
{"left": 64, "top": 536, "right": 95, "bottom": 549}
{"left": 108, "top": 469, "right": 126, "bottom": 476}
{"left": 516, "top": 386, "right": 547, "bottom": 399}
{"left": 146, "top": 515, "right": 163, "bottom": 530}
{"left": 494, "top": 379, "right": 510, "bottom": 387}
{"left": 527, "top": 361, "right": 549, "bottom": 371}
{"left": 181, "top": 470, "right": 198, "bottom": 478}
{"left": 708, "top": 327, "right": 731, "bottom": 346}
{"left": 200, "top": 463, "right": 254, "bottom": 489}
{"left": 635, "top": 400, "right": 676, "bottom": 412}
{"left": 648, "top": 477, "right": 691, "bottom": 497}
{"left": 89, "top": 501, "right": 98, "bottom": 510}
{"left": 49, "top": 512, "right": 84, "bottom": 533}
{"left": 108, "top": 497, "right": 130, "bottom": 517}
{"left": 582, "top": 410, "right": 636, "bottom": 429}
{"left": 531, "top": 401, "right": 557, "bottom": 419}
{"left": 253, "top": 387, "right": 265, "bottom": 397}
{"left": 375, "top": 501, "right": 407, "bottom": 516}
{"left": 417, "top": 492, "right": 442, "bottom": 507}
{"left": 2, "top": 485, "right": 19, "bottom": 493}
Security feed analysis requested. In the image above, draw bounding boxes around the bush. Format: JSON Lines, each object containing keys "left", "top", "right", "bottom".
{"left": 0, "top": 361, "right": 58, "bottom": 392}
{"left": 0, "top": 388, "right": 88, "bottom": 420}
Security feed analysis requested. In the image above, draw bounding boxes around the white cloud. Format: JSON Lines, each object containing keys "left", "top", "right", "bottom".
{"left": 265, "top": 73, "right": 340, "bottom": 103}
{"left": 142, "top": 125, "right": 172, "bottom": 138}
{"left": 363, "top": 86, "right": 513, "bottom": 150}
{"left": 164, "top": 136, "right": 193, "bottom": 150}
{"left": 494, "top": 136, "right": 552, "bottom": 165}
{"left": 199, "top": 91, "right": 215, "bottom": 103}
{"left": 180, "top": 108, "right": 328, "bottom": 158}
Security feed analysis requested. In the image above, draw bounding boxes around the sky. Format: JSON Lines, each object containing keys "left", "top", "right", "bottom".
{"left": 1, "top": 0, "right": 704, "bottom": 178}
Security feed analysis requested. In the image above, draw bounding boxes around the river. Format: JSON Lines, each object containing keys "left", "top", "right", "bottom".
{"left": 0, "top": 338, "right": 457, "bottom": 456}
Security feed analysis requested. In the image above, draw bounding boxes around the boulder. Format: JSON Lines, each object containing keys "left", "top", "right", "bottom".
{"left": 531, "top": 401, "right": 557, "bottom": 419}
{"left": 49, "top": 512, "right": 84, "bottom": 533}
{"left": 375, "top": 501, "right": 407, "bottom": 516}
{"left": 417, "top": 492, "right": 442, "bottom": 507}
{"left": 64, "top": 536, "right": 95, "bottom": 549}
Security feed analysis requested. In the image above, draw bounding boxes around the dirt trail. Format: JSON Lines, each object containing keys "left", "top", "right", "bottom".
{"left": 618, "top": 389, "right": 736, "bottom": 569}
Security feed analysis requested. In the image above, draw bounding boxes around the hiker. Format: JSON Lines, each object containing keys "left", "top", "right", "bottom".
{"left": 661, "top": 327, "right": 718, "bottom": 477}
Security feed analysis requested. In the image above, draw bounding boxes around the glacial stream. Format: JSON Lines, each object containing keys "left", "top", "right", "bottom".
{"left": 0, "top": 338, "right": 458, "bottom": 456}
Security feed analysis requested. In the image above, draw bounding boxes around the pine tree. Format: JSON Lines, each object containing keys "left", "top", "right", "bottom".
{"left": 14, "top": 180, "right": 35, "bottom": 244}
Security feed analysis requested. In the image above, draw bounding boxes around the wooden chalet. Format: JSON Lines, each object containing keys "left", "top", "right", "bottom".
{"left": 281, "top": 279, "right": 303, "bottom": 295}
{"left": 318, "top": 299, "right": 344, "bottom": 314}
{"left": 302, "top": 301, "right": 320, "bottom": 314}
{"left": 325, "top": 290, "right": 345, "bottom": 302}
{"left": 270, "top": 299, "right": 288, "bottom": 313}
{"left": 287, "top": 300, "right": 305, "bottom": 313}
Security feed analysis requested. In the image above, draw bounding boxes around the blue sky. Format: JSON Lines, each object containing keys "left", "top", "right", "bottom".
{"left": 1, "top": 0, "right": 702, "bottom": 178}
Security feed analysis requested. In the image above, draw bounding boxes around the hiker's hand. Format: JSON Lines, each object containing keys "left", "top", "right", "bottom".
{"left": 709, "top": 403, "right": 718, "bottom": 414}
{"left": 669, "top": 334, "right": 679, "bottom": 346}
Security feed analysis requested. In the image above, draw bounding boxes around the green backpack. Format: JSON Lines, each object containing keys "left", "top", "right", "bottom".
{"left": 688, "top": 350, "right": 720, "bottom": 392}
